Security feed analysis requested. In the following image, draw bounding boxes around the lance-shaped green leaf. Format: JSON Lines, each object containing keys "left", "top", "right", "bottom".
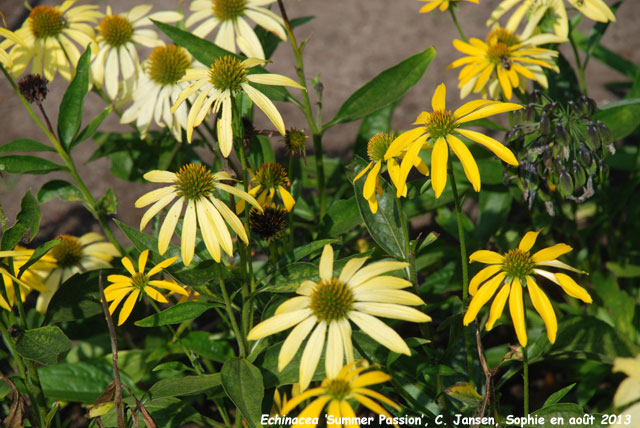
{"left": 58, "top": 47, "right": 91, "bottom": 148}
{"left": 17, "top": 238, "right": 60, "bottom": 278}
{"left": 1, "top": 190, "right": 40, "bottom": 250}
{"left": 70, "top": 106, "right": 112, "bottom": 150}
{"left": 327, "top": 47, "right": 436, "bottom": 127}
{"left": 15, "top": 326, "right": 72, "bottom": 366}
{"left": 346, "top": 157, "right": 407, "bottom": 259}
{"left": 37, "top": 180, "right": 84, "bottom": 203}
{"left": 0, "top": 139, "right": 55, "bottom": 153}
{"left": 135, "top": 301, "right": 219, "bottom": 327}
{"left": 221, "top": 358, "right": 263, "bottom": 428}
{"left": 0, "top": 155, "right": 66, "bottom": 175}
{"left": 148, "top": 374, "right": 222, "bottom": 399}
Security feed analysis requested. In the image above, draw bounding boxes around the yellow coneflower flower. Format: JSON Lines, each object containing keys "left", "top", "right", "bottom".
{"left": 449, "top": 27, "right": 564, "bottom": 100}
{"left": 91, "top": 5, "right": 182, "bottom": 100}
{"left": 104, "top": 249, "right": 188, "bottom": 325}
{"left": 186, "top": 0, "right": 286, "bottom": 59}
{"left": 280, "top": 360, "right": 400, "bottom": 428}
{"left": 35, "top": 233, "right": 120, "bottom": 313}
{"left": 353, "top": 133, "right": 429, "bottom": 213}
{"left": 0, "top": 249, "right": 49, "bottom": 311}
{"left": 237, "top": 162, "right": 295, "bottom": 213}
{"left": 170, "top": 55, "right": 304, "bottom": 156}
{"left": 418, "top": 0, "right": 478, "bottom": 14}
{"left": 463, "top": 230, "right": 592, "bottom": 346}
{"left": 248, "top": 244, "right": 430, "bottom": 391}
{"left": 135, "top": 164, "right": 262, "bottom": 266}
{"left": 0, "top": 1, "right": 102, "bottom": 81}
{"left": 384, "top": 83, "right": 521, "bottom": 199}
{"left": 121, "top": 44, "right": 206, "bottom": 142}
{"left": 488, "top": 0, "right": 614, "bottom": 40}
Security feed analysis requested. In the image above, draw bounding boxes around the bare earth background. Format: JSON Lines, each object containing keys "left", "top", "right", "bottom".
{"left": 0, "top": 0, "right": 638, "bottom": 243}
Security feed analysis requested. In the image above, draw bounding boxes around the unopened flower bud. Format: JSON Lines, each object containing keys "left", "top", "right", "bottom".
{"left": 540, "top": 111, "right": 550, "bottom": 135}
{"left": 572, "top": 160, "right": 586, "bottom": 187}
{"left": 555, "top": 122, "right": 568, "bottom": 146}
{"left": 585, "top": 123, "right": 600, "bottom": 150}
{"left": 558, "top": 168, "right": 574, "bottom": 197}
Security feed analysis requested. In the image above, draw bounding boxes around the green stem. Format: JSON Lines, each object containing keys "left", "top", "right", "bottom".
{"left": 523, "top": 344, "right": 529, "bottom": 415}
{"left": 1, "top": 65, "right": 124, "bottom": 255}
{"left": 448, "top": 166, "right": 474, "bottom": 385}
{"left": 568, "top": 31, "right": 588, "bottom": 96}
{"left": 148, "top": 299, "right": 204, "bottom": 375}
{"left": 276, "top": 0, "right": 326, "bottom": 218}
{"left": 449, "top": 7, "right": 468, "bottom": 43}
{"left": 287, "top": 155, "right": 295, "bottom": 251}
{"left": 0, "top": 319, "right": 46, "bottom": 428}
{"left": 217, "top": 265, "right": 247, "bottom": 357}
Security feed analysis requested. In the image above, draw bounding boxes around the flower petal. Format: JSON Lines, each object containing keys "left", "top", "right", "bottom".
{"left": 447, "top": 134, "right": 480, "bottom": 192}
{"left": 469, "top": 250, "right": 504, "bottom": 264}
{"left": 531, "top": 243, "right": 572, "bottom": 263}
{"left": 299, "top": 321, "right": 327, "bottom": 391}
{"left": 278, "top": 315, "right": 317, "bottom": 371}
{"left": 485, "top": 282, "right": 510, "bottom": 330}
{"left": 463, "top": 272, "right": 506, "bottom": 325}
{"left": 158, "top": 198, "right": 184, "bottom": 255}
{"left": 509, "top": 278, "right": 527, "bottom": 346}
{"left": 555, "top": 272, "right": 592, "bottom": 303}
{"left": 319, "top": 244, "right": 334, "bottom": 282}
{"left": 469, "top": 264, "right": 502, "bottom": 296}
{"left": 526, "top": 276, "right": 557, "bottom": 343}
{"left": 247, "top": 309, "right": 311, "bottom": 340}
{"left": 353, "top": 302, "right": 431, "bottom": 322}
{"left": 431, "top": 137, "right": 449, "bottom": 198}
{"left": 325, "top": 322, "right": 344, "bottom": 379}
{"left": 117, "top": 289, "right": 140, "bottom": 326}
{"left": 519, "top": 230, "right": 541, "bottom": 252}
{"left": 347, "top": 261, "right": 408, "bottom": 287}
{"left": 455, "top": 128, "right": 519, "bottom": 165}
{"left": 349, "top": 311, "right": 410, "bottom": 355}
{"left": 338, "top": 257, "right": 369, "bottom": 284}
{"left": 432, "top": 82, "right": 446, "bottom": 111}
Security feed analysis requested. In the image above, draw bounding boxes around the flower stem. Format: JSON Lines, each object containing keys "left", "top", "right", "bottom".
{"left": 287, "top": 155, "right": 296, "bottom": 251}
{"left": 448, "top": 166, "right": 474, "bottom": 385}
{"left": 1, "top": 65, "right": 124, "bottom": 255}
{"left": 148, "top": 298, "right": 205, "bottom": 374}
{"left": 523, "top": 344, "right": 529, "bottom": 415}
{"left": 217, "top": 265, "right": 247, "bottom": 358}
{"left": 276, "top": 0, "right": 326, "bottom": 219}
{"left": 0, "top": 318, "right": 46, "bottom": 428}
{"left": 568, "top": 30, "right": 588, "bottom": 96}
{"left": 449, "top": 7, "right": 468, "bottom": 43}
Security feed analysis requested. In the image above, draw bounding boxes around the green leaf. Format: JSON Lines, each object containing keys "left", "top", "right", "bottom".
{"left": 37, "top": 180, "right": 83, "bottom": 203}
{"left": 574, "top": 29, "right": 639, "bottom": 78}
{"left": 44, "top": 270, "right": 114, "bottom": 324}
{"left": 135, "top": 301, "right": 216, "bottom": 327}
{"left": 153, "top": 21, "right": 291, "bottom": 103}
{"left": 543, "top": 383, "right": 575, "bottom": 408}
{"left": 546, "top": 51, "right": 581, "bottom": 103}
{"left": 346, "top": 157, "right": 407, "bottom": 259}
{"left": 271, "top": 239, "right": 338, "bottom": 271}
{"left": 97, "top": 187, "right": 118, "bottom": 215}
{"left": 2, "top": 190, "right": 40, "bottom": 250}
{"left": 263, "top": 262, "right": 318, "bottom": 293}
{"left": 530, "top": 315, "right": 638, "bottom": 362}
{"left": 594, "top": 97, "right": 640, "bottom": 140}
{"left": 0, "top": 155, "right": 66, "bottom": 174}
{"left": 181, "top": 331, "right": 235, "bottom": 363}
{"left": 255, "top": 342, "right": 325, "bottom": 388}
{"left": 71, "top": 106, "right": 112, "bottom": 150}
{"left": 256, "top": 16, "right": 314, "bottom": 59}
{"left": 328, "top": 47, "right": 436, "bottom": 126}
{"left": 148, "top": 374, "right": 222, "bottom": 399}
{"left": 473, "top": 190, "right": 512, "bottom": 244}
{"left": 40, "top": 362, "right": 130, "bottom": 403}
{"left": 444, "top": 382, "right": 483, "bottom": 406}
{"left": 17, "top": 239, "right": 59, "bottom": 278}
{"left": 58, "top": 47, "right": 91, "bottom": 148}
{"left": 319, "top": 197, "right": 362, "bottom": 237}
{"left": 0, "top": 139, "right": 55, "bottom": 153}
{"left": 15, "top": 326, "right": 72, "bottom": 365}
{"left": 528, "top": 403, "right": 605, "bottom": 427}
{"left": 353, "top": 101, "right": 398, "bottom": 158}
{"left": 221, "top": 358, "right": 263, "bottom": 428}
{"left": 606, "top": 262, "right": 640, "bottom": 278}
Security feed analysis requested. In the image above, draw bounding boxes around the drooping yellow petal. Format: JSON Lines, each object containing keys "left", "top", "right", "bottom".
{"left": 117, "top": 289, "right": 140, "bottom": 326}
{"left": 181, "top": 200, "right": 197, "bottom": 266}
{"left": 299, "top": 322, "right": 327, "bottom": 391}
{"left": 455, "top": 128, "right": 519, "bottom": 165}
{"left": 243, "top": 83, "right": 285, "bottom": 135}
{"left": 385, "top": 127, "right": 426, "bottom": 159}
{"left": 554, "top": 273, "right": 592, "bottom": 303}
{"left": 326, "top": 400, "right": 341, "bottom": 428}
{"left": 350, "top": 371, "right": 391, "bottom": 389}
{"left": 526, "top": 276, "right": 557, "bottom": 343}
{"left": 278, "top": 186, "right": 296, "bottom": 211}
{"left": 278, "top": 316, "right": 317, "bottom": 371}
{"left": 396, "top": 139, "right": 423, "bottom": 197}
{"left": 246, "top": 73, "right": 305, "bottom": 89}
{"left": 352, "top": 162, "right": 372, "bottom": 184}
{"left": 247, "top": 309, "right": 311, "bottom": 340}
{"left": 485, "top": 283, "right": 510, "bottom": 330}
{"left": 363, "top": 161, "right": 382, "bottom": 200}
{"left": 469, "top": 264, "right": 502, "bottom": 296}
{"left": 508, "top": 278, "right": 527, "bottom": 346}
{"left": 463, "top": 272, "right": 506, "bottom": 325}
{"left": 348, "top": 311, "right": 410, "bottom": 355}
{"left": 325, "top": 322, "right": 344, "bottom": 379}
{"left": 158, "top": 198, "right": 184, "bottom": 255}
{"left": 455, "top": 102, "right": 522, "bottom": 124}
{"left": 431, "top": 137, "right": 449, "bottom": 198}
{"left": 280, "top": 387, "right": 325, "bottom": 416}
{"left": 338, "top": 256, "right": 369, "bottom": 284}
{"left": 292, "top": 396, "right": 331, "bottom": 428}
{"left": 447, "top": 134, "right": 480, "bottom": 192}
